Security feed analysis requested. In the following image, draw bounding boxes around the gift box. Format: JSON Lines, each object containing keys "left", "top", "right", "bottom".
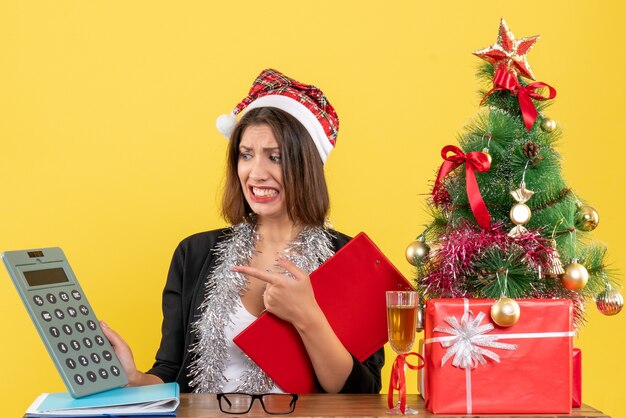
{"left": 423, "top": 298, "right": 573, "bottom": 415}
{"left": 417, "top": 339, "right": 425, "bottom": 397}
{"left": 421, "top": 340, "right": 582, "bottom": 408}
{"left": 573, "top": 347, "right": 582, "bottom": 407}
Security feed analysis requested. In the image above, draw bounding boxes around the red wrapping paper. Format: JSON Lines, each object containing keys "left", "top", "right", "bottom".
{"left": 423, "top": 298, "right": 573, "bottom": 414}
{"left": 573, "top": 348, "right": 582, "bottom": 407}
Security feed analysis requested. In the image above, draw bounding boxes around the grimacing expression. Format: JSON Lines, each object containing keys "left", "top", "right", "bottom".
{"left": 237, "top": 124, "right": 287, "bottom": 222}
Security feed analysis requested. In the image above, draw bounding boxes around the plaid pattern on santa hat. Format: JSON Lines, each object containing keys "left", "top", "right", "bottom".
{"left": 216, "top": 69, "right": 339, "bottom": 164}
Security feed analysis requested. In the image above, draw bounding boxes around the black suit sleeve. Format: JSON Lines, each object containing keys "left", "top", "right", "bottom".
{"left": 340, "top": 349, "right": 385, "bottom": 393}
{"left": 145, "top": 238, "right": 188, "bottom": 382}
{"left": 146, "top": 231, "right": 224, "bottom": 385}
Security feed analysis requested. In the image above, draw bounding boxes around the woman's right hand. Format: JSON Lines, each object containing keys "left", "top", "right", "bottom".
{"left": 99, "top": 320, "right": 163, "bottom": 386}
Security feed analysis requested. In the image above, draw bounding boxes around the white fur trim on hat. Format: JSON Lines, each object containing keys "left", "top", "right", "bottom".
{"left": 243, "top": 95, "right": 333, "bottom": 164}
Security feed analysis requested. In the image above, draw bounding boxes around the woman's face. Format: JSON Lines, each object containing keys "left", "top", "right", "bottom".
{"left": 237, "top": 124, "right": 287, "bottom": 222}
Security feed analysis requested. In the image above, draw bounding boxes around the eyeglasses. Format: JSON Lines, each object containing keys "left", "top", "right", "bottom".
{"left": 217, "top": 392, "right": 298, "bottom": 415}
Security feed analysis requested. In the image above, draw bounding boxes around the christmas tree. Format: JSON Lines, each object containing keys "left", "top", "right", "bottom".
{"left": 408, "top": 19, "right": 623, "bottom": 328}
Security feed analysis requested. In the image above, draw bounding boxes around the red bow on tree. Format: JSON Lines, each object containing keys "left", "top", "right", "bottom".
{"left": 482, "top": 67, "right": 557, "bottom": 130}
{"left": 433, "top": 145, "right": 492, "bottom": 229}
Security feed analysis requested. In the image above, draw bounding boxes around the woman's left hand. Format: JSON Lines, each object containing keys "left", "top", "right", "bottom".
{"left": 231, "top": 257, "right": 320, "bottom": 330}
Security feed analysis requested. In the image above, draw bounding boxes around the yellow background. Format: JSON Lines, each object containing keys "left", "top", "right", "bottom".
{"left": 2, "top": 1, "right": 625, "bottom": 416}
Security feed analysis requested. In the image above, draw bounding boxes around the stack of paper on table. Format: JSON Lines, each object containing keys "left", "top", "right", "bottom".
{"left": 25, "top": 382, "right": 179, "bottom": 417}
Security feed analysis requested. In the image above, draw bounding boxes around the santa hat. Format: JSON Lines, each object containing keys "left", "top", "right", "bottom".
{"left": 216, "top": 68, "right": 339, "bottom": 164}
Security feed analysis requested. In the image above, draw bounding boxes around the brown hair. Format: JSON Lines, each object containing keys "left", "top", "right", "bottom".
{"left": 221, "top": 107, "right": 330, "bottom": 226}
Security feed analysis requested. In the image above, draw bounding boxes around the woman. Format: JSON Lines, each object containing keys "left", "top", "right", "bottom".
{"left": 101, "top": 69, "right": 384, "bottom": 394}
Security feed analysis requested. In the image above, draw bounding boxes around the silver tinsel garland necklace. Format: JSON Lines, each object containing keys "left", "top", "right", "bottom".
{"left": 187, "top": 221, "right": 335, "bottom": 393}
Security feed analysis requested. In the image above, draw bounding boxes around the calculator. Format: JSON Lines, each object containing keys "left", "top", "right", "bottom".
{"left": 2, "top": 247, "right": 128, "bottom": 398}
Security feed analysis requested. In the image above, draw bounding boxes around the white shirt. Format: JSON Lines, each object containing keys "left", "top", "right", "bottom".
{"left": 221, "top": 298, "right": 284, "bottom": 393}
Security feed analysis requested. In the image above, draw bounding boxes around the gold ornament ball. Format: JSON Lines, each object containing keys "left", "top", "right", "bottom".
{"left": 405, "top": 240, "right": 430, "bottom": 266}
{"left": 415, "top": 306, "right": 424, "bottom": 333}
{"left": 561, "top": 262, "right": 589, "bottom": 290}
{"left": 596, "top": 288, "right": 624, "bottom": 316}
{"left": 481, "top": 148, "right": 492, "bottom": 165}
{"left": 576, "top": 205, "right": 599, "bottom": 232}
{"left": 490, "top": 297, "right": 521, "bottom": 327}
{"left": 510, "top": 203, "right": 532, "bottom": 225}
{"left": 540, "top": 117, "right": 557, "bottom": 132}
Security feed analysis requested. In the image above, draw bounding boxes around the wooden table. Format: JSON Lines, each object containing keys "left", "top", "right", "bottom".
{"left": 174, "top": 394, "right": 609, "bottom": 417}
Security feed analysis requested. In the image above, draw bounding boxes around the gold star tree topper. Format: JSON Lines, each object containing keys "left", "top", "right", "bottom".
{"left": 473, "top": 18, "right": 540, "bottom": 80}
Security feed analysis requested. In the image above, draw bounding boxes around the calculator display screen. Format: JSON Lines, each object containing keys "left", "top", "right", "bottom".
{"left": 23, "top": 268, "right": 70, "bottom": 287}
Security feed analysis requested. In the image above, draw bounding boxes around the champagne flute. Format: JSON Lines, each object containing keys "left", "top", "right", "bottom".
{"left": 386, "top": 291, "right": 418, "bottom": 415}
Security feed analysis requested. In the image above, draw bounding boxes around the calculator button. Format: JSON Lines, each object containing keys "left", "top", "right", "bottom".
{"left": 74, "top": 374, "right": 85, "bottom": 385}
{"left": 54, "top": 309, "right": 65, "bottom": 320}
{"left": 102, "top": 350, "right": 112, "bottom": 361}
{"left": 70, "top": 340, "right": 80, "bottom": 351}
{"left": 62, "top": 324, "right": 73, "bottom": 335}
{"left": 78, "top": 355, "right": 89, "bottom": 367}
{"left": 83, "top": 337, "right": 93, "bottom": 349}
{"left": 71, "top": 290, "right": 82, "bottom": 300}
{"left": 46, "top": 293, "right": 57, "bottom": 304}
{"left": 79, "top": 305, "right": 89, "bottom": 316}
{"left": 75, "top": 322, "right": 85, "bottom": 333}
{"left": 33, "top": 295, "right": 45, "bottom": 306}
{"left": 66, "top": 358, "right": 77, "bottom": 369}
{"left": 59, "top": 291, "right": 69, "bottom": 302}
{"left": 67, "top": 307, "right": 77, "bottom": 317}
{"left": 87, "top": 320, "right": 97, "bottom": 331}
{"left": 91, "top": 353, "right": 101, "bottom": 364}
{"left": 110, "top": 366, "right": 121, "bottom": 376}
{"left": 94, "top": 335, "right": 105, "bottom": 346}
{"left": 41, "top": 311, "right": 52, "bottom": 322}
{"left": 58, "top": 342, "right": 68, "bottom": 353}
{"left": 98, "top": 368, "right": 109, "bottom": 379}
{"left": 49, "top": 327, "right": 60, "bottom": 338}
{"left": 86, "top": 371, "right": 97, "bottom": 382}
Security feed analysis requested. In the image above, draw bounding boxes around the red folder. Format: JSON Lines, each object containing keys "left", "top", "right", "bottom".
{"left": 233, "top": 232, "right": 414, "bottom": 393}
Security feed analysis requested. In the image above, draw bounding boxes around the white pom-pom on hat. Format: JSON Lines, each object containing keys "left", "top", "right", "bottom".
{"left": 216, "top": 112, "right": 237, "bottom": 140}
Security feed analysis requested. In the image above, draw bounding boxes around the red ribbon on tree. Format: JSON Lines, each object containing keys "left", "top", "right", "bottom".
{"left": 388, "top": 352, "right": 424, "bottom": 413}
{"left": 433, "top": 145, "right": 492, "bottom": 229}
{"left": 481, "top": 67, "right": 557, "bottom": 130}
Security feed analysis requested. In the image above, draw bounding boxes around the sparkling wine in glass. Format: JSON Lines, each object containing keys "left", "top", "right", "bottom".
{"left": 386, "top": 291, "right": 418, "bottom": 415}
